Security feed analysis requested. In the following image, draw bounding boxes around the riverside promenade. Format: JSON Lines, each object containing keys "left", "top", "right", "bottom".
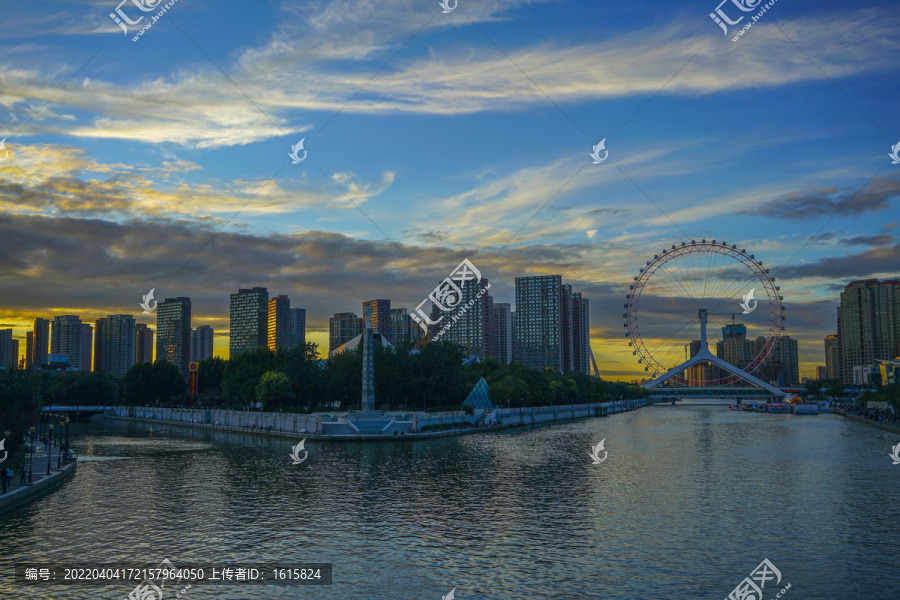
{"left": 107, "top": 399, "right": 650, "bottom": 441}
{"left": 0, "top": 443, "right": 76, "bottom": 515}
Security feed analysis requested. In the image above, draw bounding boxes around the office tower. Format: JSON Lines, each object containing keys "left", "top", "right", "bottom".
{"left": 389, "top": 308, "right": 424, "bottom": 349}
{"left": 824, "top": 334, "right": 840, "bottom": 380}
{"left": 268, "top": 295, "right": 292, "bottom": 351}
{"left": 135, "top": 323, "right": 154, "bottom": 363}
{"left": 491, "top": 303, "right": 513, "bottom": 365}
{"left": 362, "top": 299, "right": 391, "bottom": 339}
{"left": 157, "top": 297, "right": 192, "bottom": 379}
{"left": 93, "top": 318, "right": 108, "bottom": 373}
{"left": 0, "top": 329, "right": 14, "bottom": 368}
{"left": 755, "top": 335, "right": 799, "bottom": 386}
{"left": 836, "top": 279, "right": 900, "bottom": 384}
{"left": 191, "top": 325, "right": 214, "bottom": 361}
{"left": 230, "top": 287, "right": 268, "bottom": 357}
{"left": 101, "top": 315, "right": 136, "bottom": 378}
{"left": 290, "top": 308, "right": 306, "bottom": 348}
{"left": 11, "top": 339, "right": 19, "bottom": 368}
{"left": 716, "top": 323, "right": 756, "bottom": 370}
{"left": 330, "top": 312, "right": 364, "bottom": 354}
{"left": 81, "top": 324, "right": 93, "bottom": 371}
{"left": 30, "top": 318, "right": 50, "bottom": 369}
{"left": 430, "top": 277, "right": 493, "bottom": 359}
{"left": 816, "top": 366, "right": 827, "bottom": 379}
{"left": 515, "top": 275, "right": 563, "bottom": 371}
{"left": 51, "top": 315, "right": 83, "bottom": 369}
{"left": 25, "top": 332, "right": 33, "bottom": 369}
{"left": 571, "top": 291, "right": 590, "bottom": 374}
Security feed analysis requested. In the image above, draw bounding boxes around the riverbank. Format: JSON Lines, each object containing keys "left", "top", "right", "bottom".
{"left": 106, "top": 399, "right": 651, "bottom": 441}
{"left": 0, "top": 445, "right": 76, "bottom": 515}
{"left": 836, "top": 411, "right": 900, "bottom": 434}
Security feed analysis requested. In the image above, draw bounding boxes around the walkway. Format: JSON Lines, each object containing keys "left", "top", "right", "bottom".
{"left": 1, "top": 440, "right": 68, "bottom": 497}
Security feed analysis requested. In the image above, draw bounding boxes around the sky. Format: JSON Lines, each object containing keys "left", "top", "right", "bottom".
{"left": 0, "top": 0, "right": 898, "bottom": 381}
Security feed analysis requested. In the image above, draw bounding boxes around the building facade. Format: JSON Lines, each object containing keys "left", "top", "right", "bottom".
{"left": 491, "top": 303, "right": 513, "bottom": 365}
{"left": 29, "top": 317, "right": 51, "bottom": 370}
{"left": 230, "top": 287, "right": 268, "bottom": 357}
{"left": 430, "top": 277, "right": 493, "bottom": 360}
{"left": 836, "top": 279, "right": 900, "bottom": 384}
{"left": 515, "top": 275, "right": 563, "bottom": 371}
{"left": 101, "top": 315, "right": 136, "bottom": 378}
{"left": 268, "top": 295, "right": 292, "bottom": 352}
{"left": 290, "top": 308, "right": 306, "bottom": 348}
{"left": 135, "top": 323, "right": 154, "bottom": 364}
{"left": 157, "top": 297, "right": 192, "bottom": 379}
{"left": 363, "top": 299, "right": 392, "bottom": 340}
{"left": 93, "top": 318, "right": 107, "bottom": 373}
{"left": 0, "top": 329, "right": 15, "bottom": 369}
{"left": 824, "top": 334, "right": 840, "bottom": 380}
{"left": 81, "top": 324, "right": 93, "bottom": 371}
{"left": 329, "top": 312, "right": 364, "bottom": 354}
{"left": 190, "top": 325, "right": 214, "bottom": 361}
{"left": 51, "top": 315, "right": 83, "bottom": 370}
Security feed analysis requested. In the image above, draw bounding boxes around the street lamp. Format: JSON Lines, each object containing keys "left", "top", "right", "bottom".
{"left": 47, "top": 423, "right": 54, "bottom": 475}
{"left": 65, "top": 417, "right": 70, "bottom": 452}
{"left": 28, "top": 427, "right": 35, "bottom": 483}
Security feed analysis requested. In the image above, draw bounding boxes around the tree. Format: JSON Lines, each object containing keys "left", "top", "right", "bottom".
{"left": 198, "top": 356, "right": 226, "bottom": 394}
{"left": 50, "top": 371, "right": 118, "bottom": 406}
{"left": 123, "top": 361, "right": 186, "bottom": 404}
{"left": 256, "top": 370, "right": 294, "bottom": 410}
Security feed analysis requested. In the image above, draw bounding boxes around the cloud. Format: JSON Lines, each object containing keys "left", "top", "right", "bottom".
{"left": 775, "top": 242, "right": 900, "bottom": 280}
{"left": 741, "top": 174, "right": 900, "bottom": 220}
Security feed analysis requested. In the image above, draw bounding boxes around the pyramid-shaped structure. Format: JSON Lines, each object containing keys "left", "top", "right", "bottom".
{"left": 463, "top": 377, "right": 493, "bottom": 410}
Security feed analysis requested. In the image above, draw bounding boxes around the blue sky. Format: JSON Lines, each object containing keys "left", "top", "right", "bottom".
{"left": 1, "top": 0, "right": 898, "bottom": 379}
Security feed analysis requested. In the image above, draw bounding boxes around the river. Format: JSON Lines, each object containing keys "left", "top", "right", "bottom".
{"left": 2, "top": 405, "right": 899, "bottom": 599}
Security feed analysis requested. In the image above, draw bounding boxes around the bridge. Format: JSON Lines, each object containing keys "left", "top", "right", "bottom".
{"left": 643, "top": 309, "right": 785, "bottom": 404}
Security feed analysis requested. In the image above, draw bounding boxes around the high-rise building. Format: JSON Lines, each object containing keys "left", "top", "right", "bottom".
{"left": 135, "top": 323, "right": 154, "bottom": 363}
{"left": 514, "top": 275, "right": 591, "bottom": 373}
{"left": 491, "top": 303, "right": 514, "bottom": 364}
{"left": 191, "top": 325, "right": 214, "bottom": 361}
{"left": 824, "top": 334, "right": 840, "bottom": 380}
{"left": 230, "top": 287, "right": 268, "bottom": 357}
{"left": 100, "top": 315, "right": 136, "bottom": 378}
{"left": 330, "top": 312, "right": 364, "bottom": 354}
{"left": 571, "top": 291, "right": 590, "bottom": 374}
{"left": 363, "top": 300, "right": 391, "bottom": 339}
{"left": 430, "top": 278, "right": 493, "bottom": 359}
{"left": 29, "top": 318, "right": 50, "bottom": 369}
{"left": 515, "top": 275, "right": 563, "bottom": 371}
{"left": 816, "top": 366, "right": 827, "bottom": 379}
{"left": 81, "top": 324, "right": 93, "bottom": 371}
{"left": 93, "top": 318, "right": 107, "bottom": 373}
{"left": 268, "top": 295, "right": 292, "bottom": 351}
{"left": 0, "top": 329, "right": 14, "bottom": 369}
{"left": 716, "top": 323, "right": 756, "bottom": 370}
{"left": 755, "top": 335, "right": 799, "bottom": 386}
{"left": 25, "top": 332, "right": 33, "bottom": 369}
{"left": 836, "top": 279, "right": 900, "bottom": 384}
{"left": 290, "top": 308, "right": 306, "bottom": 348}
{"left": 157, "top": 297, "right": 192, "bottom": 379}
{"left": 51, "top": 315, "right": 83, "bottom": 370}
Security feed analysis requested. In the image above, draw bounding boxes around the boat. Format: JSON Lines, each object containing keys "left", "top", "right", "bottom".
{"left": 754, "top": 403, "right": 769, "bottom": 412}
{"left": 742, "top": 403, "right": 757, "bottom": 412}
{"left": 766, "top": 403, "right": 791, "bottom": 414}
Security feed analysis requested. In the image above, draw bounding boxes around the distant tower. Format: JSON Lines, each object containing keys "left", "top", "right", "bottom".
{"left": 361, "top": 305, "right": 375, "bottom": 412}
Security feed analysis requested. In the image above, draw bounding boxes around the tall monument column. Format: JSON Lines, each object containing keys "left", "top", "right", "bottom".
{"left": 361, "top": 305, "right": 375, "bottom": 411}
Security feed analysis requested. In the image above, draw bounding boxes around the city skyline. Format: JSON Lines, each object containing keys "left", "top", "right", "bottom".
{"left": 0, "top": 0, "right": 897, "bottom": 381}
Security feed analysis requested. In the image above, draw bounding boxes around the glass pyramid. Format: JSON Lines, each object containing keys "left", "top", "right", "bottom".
{"left": 463, "top": 377, "right": 493, "bottom": 410}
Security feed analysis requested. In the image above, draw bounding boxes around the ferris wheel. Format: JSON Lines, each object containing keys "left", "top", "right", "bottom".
{"left": 624, "top": 239, "right": 785, "bottom": 386}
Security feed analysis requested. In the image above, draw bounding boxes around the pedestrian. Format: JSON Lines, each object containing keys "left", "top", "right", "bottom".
{"left": 20, "top": 466, "right": 26, "bottom": 485}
